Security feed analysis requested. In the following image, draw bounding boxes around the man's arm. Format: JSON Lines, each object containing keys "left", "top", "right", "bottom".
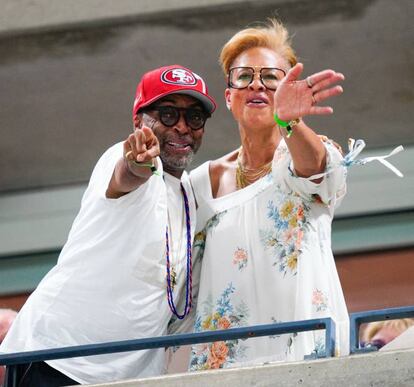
{"left": 106, "top": 126, "right": 160, "bottom": 199}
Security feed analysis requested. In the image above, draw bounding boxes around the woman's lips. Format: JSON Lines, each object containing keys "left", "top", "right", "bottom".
{"left": 246, "top": 100, "right": 269, "bottom": 107}
{"left": 246, "top": 95, "right": 269, "bottom": 107}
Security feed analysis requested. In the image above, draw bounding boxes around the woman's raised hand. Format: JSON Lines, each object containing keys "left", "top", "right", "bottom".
{"left": 274, "top": 63, "right": 344, "bottom": 121}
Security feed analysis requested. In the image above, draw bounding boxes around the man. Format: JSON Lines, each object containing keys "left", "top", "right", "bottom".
{"left": 0, "top": 65, "right": 216, "bottom": 386}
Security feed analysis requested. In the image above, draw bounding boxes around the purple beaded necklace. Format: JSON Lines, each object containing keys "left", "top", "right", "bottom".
{"left": 165, "top": 182, "right": 192, "bottom": 319}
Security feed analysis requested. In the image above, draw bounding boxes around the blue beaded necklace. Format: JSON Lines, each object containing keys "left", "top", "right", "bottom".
{"left": 165, "top": 182, "right": 192, "bottom": 319}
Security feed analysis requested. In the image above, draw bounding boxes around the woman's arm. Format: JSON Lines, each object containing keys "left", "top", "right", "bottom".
{"left": 274, "top": 63, "right": 344, "bottom": 180}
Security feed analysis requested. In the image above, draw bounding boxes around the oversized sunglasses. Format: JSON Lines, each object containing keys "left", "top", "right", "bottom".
{"left": 228, "top": 66, "right": 287, "bottom": 90}
{"left": 143, "top": 106, "right": 210, "bottom": 130}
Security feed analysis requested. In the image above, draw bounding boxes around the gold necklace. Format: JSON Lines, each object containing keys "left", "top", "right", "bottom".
{"left": 236, "top": 146, "right": 272, "bottom": 189}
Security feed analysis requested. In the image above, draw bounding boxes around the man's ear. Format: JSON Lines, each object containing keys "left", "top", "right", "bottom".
{"left": 224, "top": 88, "right": 231, "bottom": 111}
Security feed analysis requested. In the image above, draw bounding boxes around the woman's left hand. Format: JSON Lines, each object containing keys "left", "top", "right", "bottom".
{"left": 274, "top": 63, "right": 344, "bottom": 121}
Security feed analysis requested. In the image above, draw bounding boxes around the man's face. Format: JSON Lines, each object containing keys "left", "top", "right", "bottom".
{"left": 135, "top": 94, "right": 206, "bottom": 177}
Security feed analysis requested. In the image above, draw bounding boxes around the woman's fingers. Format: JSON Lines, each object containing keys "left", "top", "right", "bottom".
{"left": 313, "top": 85, "right": 343, "bottom": 105}
{"left": 310, "top": 72, "right": 345, "bottom": 93}
{"left": 306, "top": 70, "right": 342, "bottom": 87}
{"left": 276, "top": 64, "right": 345, "bottom": 119}
{"left": 284, "top": 62, "right": 304, "bottom": 82}
{"left": 309, "top": 105, "right": 334, "bottom": 115}
{"left": 309, "top": 83, "right": 342, "bottom": 115}
{"left": 308, "top": 71, "right": 344, "bottom": 116}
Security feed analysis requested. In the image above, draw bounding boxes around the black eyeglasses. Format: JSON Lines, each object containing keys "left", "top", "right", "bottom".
{"left": 228, "top": 66, "right": 287, "bottom": 90}
{"left": 143, "top": 106, "right": 210, "bottom": 130}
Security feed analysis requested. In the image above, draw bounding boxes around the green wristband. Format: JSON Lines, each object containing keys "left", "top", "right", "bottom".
{"left": 274, "top": 113, "right": 293, "bottom": 138}
{"left": 273, "top": 113, "right": 289, "bottom": 127}
{"left": 132, "top": 161, "right": 160, "bottom": 176}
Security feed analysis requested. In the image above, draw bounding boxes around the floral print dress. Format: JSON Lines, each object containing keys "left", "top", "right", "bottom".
{"left": 189, "top": 140, "right": 349, "bottom": 371}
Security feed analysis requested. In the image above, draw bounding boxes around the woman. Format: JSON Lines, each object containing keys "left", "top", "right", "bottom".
{"left": 361, "top": 319, "right": 414, "bottom": 350}
{"left": 189, "top": 19, "right": 349, "bottom": 370}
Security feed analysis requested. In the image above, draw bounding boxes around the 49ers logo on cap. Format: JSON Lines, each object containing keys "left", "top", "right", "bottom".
{"left": 161, "top": 68, "right": 197, "bottom": 86}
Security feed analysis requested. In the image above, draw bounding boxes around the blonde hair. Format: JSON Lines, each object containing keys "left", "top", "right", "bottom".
{"left": 219, "top": 18, "right": 297, "bottom": 75}
{"left": 362, "top": 318, "right": 414, "bottom": 343}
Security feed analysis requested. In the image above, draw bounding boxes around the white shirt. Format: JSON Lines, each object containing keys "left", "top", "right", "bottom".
{"left": 0, "top": 142, "right": 197, "bottom": 384}
{"left": 189, "top": 140, "right": 349, "bottom": 370}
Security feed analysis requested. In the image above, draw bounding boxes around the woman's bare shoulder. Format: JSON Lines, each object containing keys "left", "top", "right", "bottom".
{"left": 209, "top": 148, "right": 239, "bottom": 175}
{"left": 208, "top": 149, "right": 239, "bottom": 198}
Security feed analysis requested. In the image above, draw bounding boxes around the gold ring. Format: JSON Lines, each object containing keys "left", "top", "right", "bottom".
{"left": 306, "top": 77, "right": 313, "bottom": 88}
{"left": 125, "top": 150, "right": 133, "bottom": 160}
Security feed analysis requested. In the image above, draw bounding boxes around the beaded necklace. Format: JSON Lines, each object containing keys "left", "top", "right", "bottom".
{"left": 165, "top": 182, "right": 192, "bottom": 319}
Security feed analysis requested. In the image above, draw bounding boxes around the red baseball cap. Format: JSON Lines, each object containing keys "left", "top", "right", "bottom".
{"left": 132, "top": 65, "right": 216, "bottom": 117}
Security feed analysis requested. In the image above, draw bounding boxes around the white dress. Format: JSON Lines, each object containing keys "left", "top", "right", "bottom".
{"left": 189, "top": 140, "right": 349, "bottom": 370}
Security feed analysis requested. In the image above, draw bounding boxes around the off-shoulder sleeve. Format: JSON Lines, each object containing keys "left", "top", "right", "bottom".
{"left": 272, "top": 141, "right": 347, "bottom": 209}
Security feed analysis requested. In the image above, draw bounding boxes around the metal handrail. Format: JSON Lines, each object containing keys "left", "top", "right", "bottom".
{"left": 0, "top": 318, "right": 335, "bottom": 385}
{"left": 349, "top": 305, "right": 414, "bottom": 354}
